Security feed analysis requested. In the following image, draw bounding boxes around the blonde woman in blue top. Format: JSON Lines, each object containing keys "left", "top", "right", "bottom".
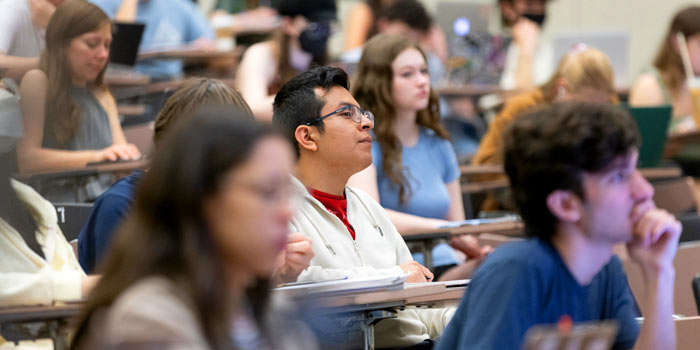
{"left": 349, "top": 34, "right": 491, "bottom": 280}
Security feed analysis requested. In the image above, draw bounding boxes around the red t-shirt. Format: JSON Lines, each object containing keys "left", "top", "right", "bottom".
{"left": 308, "top": 187, "right": 356, "bottom": 240}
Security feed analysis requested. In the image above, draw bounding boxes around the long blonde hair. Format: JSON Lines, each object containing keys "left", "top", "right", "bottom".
{"left": 653, "top": 6, "right": 700, "bottom": 99}
{"left": 40, "top": 0, "right": 110, "bottom": 146}
{"left": 540, "top": 46, "right": 616, "bottom": 103}
{"left": 352, "top": 34, "right": 448, "bottom": 204}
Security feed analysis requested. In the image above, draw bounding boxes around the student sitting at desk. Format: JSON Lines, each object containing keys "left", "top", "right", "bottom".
{"left": 90, "top": 0, "right": 214, "bottom": 80}
{"left": 0, "top": 79, "right": 98, "bottom": 309}
{"left": 473, "top": 46, "right": 616, "bottom": 167}
{"left": 78, "top": 78, "right": 313, "bottom": 285}
{"left": 70, "top": 111, "right": 318, "bottom": 350}
{"left": 272, "top": 66, "right": 454, "bottom": 348}
{"left": 629, "top": 6, "right": 700, "bottom": 134}
{"left": 349, "top": 34, "right": 491, "bottom": 281}
{"left": 0, "top": 0, "right": 66, "bottom": 80}
{"left": 236, "top": 0, "right": 335, "bottom": 121}
{"left": 437, "top": 103, "right": 680, "bottom": 350}
{"left": 16, "top": 1, "right": 141, "bottom": 202}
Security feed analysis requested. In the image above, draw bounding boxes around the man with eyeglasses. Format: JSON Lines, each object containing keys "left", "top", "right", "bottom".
{"left": 273, "top": 66, "right": 453, "bottom": 348}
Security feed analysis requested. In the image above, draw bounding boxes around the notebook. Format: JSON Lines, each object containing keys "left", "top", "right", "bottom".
{"left": 626, "top": 105, "right": 672, "bottom": 168}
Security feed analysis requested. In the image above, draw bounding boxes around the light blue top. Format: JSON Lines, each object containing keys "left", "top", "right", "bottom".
{"left": 372, "top": 127, "right": 460, "bottom": 219}
{"left": 372, "top": 127, "right": 461, "bottom": 267}
{"left": 91, "top": 0, "right": 214, "bottom": 79}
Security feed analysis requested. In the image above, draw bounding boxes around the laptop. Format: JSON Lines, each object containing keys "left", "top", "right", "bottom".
{"left": 436, "top": 2, "right": 493, "bottom": 37}
{"left": 626, "top": 105, "right": 673, "bottom": 168}
{"left": 553, "top": 31, "right": 630, "bottom": 87}
{"left": 109, "top": 22, "right": 146, "bottom": 67}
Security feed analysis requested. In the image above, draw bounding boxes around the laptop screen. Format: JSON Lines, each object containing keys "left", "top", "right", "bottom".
{"left": 109, "top": 22, "right": 146, "bottom": 67}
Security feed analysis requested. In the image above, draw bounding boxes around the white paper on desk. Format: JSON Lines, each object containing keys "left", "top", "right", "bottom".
{"left": 438, "top": 215, "right": 521, "bottom": 229}
{"left": 405, "top": 279, "right": 470, "bottom": 289}
{"left": 274, "top": 273, "right": 409, "bottom": 296}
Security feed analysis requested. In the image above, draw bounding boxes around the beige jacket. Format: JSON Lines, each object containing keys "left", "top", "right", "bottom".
{"left": 289, "top": 176, "right": 454, "bottom": 347}
{"left": 77, "top": 276, "right": 319, "bottom": 350}
{"left": 0, "top": 180, "right": 84, "bottom": 307}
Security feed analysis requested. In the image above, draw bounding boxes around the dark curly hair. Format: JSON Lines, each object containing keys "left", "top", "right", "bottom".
{"left": 503, "top": 102, "right": 640, "bottom": 240}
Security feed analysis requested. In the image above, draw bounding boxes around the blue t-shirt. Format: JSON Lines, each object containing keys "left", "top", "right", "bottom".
{"left": 436, "top": 238, "right": 640, "bottom": 350}
{"left": 78, "top": 170, "right": 142, "bottom": 273}
{"left": 91, "top": 0, "right": 213, "bottom": 79}
{"left": 372, "top": 127, "right": 461, "bottom": 267}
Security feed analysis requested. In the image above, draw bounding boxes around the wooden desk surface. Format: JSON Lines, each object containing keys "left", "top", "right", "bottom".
{"left": 17, "top": 159, "right": 148, "bottom": 180}
{"left": 435, "top": 85, "right": 503, "bottom": 98}
{"left": 403, "top": 220, "right": 525, "bottom": 241}
{"left": 317, "top": 283, "right": 465, "bottom": 309}
{"left": 104, "top": 71, "right": 151, "bottom": 87}
{"left": 460, "top": 164, "right": 681, "bottom": 180}
{"left": 138, "top": 48, "right": 237, "bottom": 62}
{"left": 0, "top": 303, "right": 82, "bottom": 323}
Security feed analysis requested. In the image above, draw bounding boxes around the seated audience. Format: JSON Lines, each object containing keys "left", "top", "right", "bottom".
{"left": 236, "top": 0, "right": 336, "bottom": 121}
{"left": 629, "top": 6, "right": 700, "bottom": 134}
{"left": 0, "top": 78, "right": 98, "bottom": 308}
{"left": 91, "top": 0, "right": 214, "bottom": 80}
{"left": 272, "top": 65, "right": 453, "bottom": 348}
{"left": 473, "top": 46, "right": 616, "bottom": 167}
{"left": 343, "top": 0, "right": 447, "bottom": 64}
{"left": 436, "top": 102, "right": 680, "bottom": 350}
{"left": 349, "top": 34, "right": 490, "bottom": 280}
{"left": 77, "top": 78, "right": 249, "bottom": 273}
{"left": 0, "top": 0, "right": 65, "bottom": 80}
{"left": 340, "top": 0, "right": 434, "bottom": 66}
{"left": 497, "top": 0, "right": 554, "bottom": 90}
{"left": 78, "top": 77, "right": 313, "bottom": 283}
{"left": 16, "top": 0, "right": 140, "bottom": 202}
{"left": 70, "top": 111, "right": 318, "bottom": 349}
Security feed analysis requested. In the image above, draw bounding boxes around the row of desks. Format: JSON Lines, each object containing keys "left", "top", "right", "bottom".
{"left": 0, "top": 283, "right": 464, "bottom": 350}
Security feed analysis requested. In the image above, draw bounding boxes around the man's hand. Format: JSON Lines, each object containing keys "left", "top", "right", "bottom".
{"left": 28, "top": 0, "right": 56, "bottom": 29}
{"left": 275, "top": 233, "right": 314, "bottom": 284}
{"left": 400, "top": 261, "right": 434, "bottom": 283}
{"left": 627, "top": 201, "right": 681, "bottom": 273}
{"left": 512, "top": 17, "right": 540, "bottom": 56}
{"left": 449, "top": 235, "right": 493, "bottom": 260}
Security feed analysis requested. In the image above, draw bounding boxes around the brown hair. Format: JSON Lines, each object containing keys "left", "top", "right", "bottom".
{"left": 40, "top": 0, "right": 110, "bottom": 146}
{"left": 154, "top": 78, "right": 253, "bottom": 145}
{"left": 539, "top": 46, "right": 616, "bottom": 103}
{"left": 70, "top": 111, "right": 278, "bottom": 350}
{"left": 352, "top": 34, "right": 448, "bottom": 204}
{"left": 653, "top": 6, "right": 700, "bottom": 99}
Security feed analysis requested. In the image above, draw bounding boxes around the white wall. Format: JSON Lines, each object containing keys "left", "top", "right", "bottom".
{"left": 332, "top": 0, "right": 698, "bottom": 86}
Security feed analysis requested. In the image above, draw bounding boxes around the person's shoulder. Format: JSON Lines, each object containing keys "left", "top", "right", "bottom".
{"left": 479, "top": 238, "right": 557, "bottom": 272}
{"left": 105, "top": 276, "right": 202, "bottom": 338}
{"left": 498, "top": 89, "right": 544, "bottom": 120}
{"left": 20, "top": 69, "right": 48, "bottom": 87}
{"left": 629, "top": 71, "right": 665, "bottom": 105}
{"left": 97, "top": 171, "right": 141, "bottom": 200}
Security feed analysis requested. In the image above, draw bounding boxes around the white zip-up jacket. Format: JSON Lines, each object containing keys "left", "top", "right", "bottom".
{"left": 289, "top": 176, "right": 453, "bottom": 347}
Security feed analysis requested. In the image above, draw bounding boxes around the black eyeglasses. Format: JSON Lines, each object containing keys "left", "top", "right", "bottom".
{"left": 305, "top": 105, "right": 375, "bottom": 126}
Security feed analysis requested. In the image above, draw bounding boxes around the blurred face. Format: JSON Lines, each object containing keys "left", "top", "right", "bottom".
{"left": 391, "top": 48, "right": 430, "bottom": 113}
{"left": 205, "top": 136, "right": 296, "bottom": 278}
{"left": 380, "top": 20, "right": 423, "bottom": 43}
{"left": 313, "top": 86, "right": 374, "bottom": 175}
{"left": 686, "top": 33, "right": 700, "bottom": 75}
{"left": 501, "top": 0, "right": 547, "bottom": 25}
{"left": 65, "top": 21, "right": 111, "bottom": 86}
{"left": 579, "top": 150, "right": 655, "bottom": 244}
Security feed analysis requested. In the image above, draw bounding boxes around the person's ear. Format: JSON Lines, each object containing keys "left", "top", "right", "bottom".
{"left": 555, "top": 78, "right": 568, "bottom": 101}
{"left": 376, "top": 18, "right": 389, "bottom": 33}
{"left": 294, "top": 125, "right": 319, "bottom": 152}
{"left": 546, "top": 190, "right": 582, "bottom": 223}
